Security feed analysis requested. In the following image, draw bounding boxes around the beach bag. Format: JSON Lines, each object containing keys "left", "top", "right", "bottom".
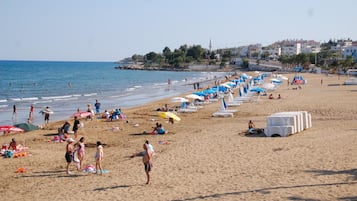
{"left": 4, "top": 150, "right": 13, "bottom": 158}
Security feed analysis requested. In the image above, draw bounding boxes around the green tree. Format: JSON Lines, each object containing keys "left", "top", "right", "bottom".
{"left": 187, "top": 45, "right": 204, "bottom": 60}
{"left": 241, "top": 59, "right": 249, "bottom": 68}
{"left": 162, "top": 47, "right": 172, "bottom": 63}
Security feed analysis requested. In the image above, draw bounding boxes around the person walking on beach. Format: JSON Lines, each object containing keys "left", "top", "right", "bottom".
{"left": 168, "top": 79, "right": 171, "bottom": 90}
{"left": 29, "top": 104, "right": 34, "bottom": 123}
{"left": 44, "top": 106, "right": 51, "bottom": 126}
{"left": 94, "top": 99, "right": 101, "bottom": 115}
{"left": 12, "top": 104, "right": 17, "bottom": 122}
{"left": 65, "top": 138, "right": 75, "bottom": 174}
{"left": 86, "top": 104, "right": 93, "bottom": 120}
{"left": 143, "top": 143, "right": 153, "bottom": 184}
{"left": 73, "top": 116, "right": 80, "bottom": 139}
{"left": 95, "top": 141, "right": 104, "bottom": 175}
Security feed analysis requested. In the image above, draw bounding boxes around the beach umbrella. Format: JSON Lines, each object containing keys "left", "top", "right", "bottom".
{"left": 71, "top": 111, "right": 93, "bottom": 118}
{"left": 170, "top": 97, "right": 189, "bottom": 103}
{"left": 220, "top": 83, "right": 231, "bottom": 88}
{"left": 202, "top": 88, "right": 216, "bottom": 94}
{"left": 158, "top": 112, "right": 181, "bottom": 121}
{"left": 192, "top": 92, "right": 206, "bottom": 97}
{"left": 0, "top": 125, "right": 24, "bottom": 134}
{"left": 14, "top": 123, "right": 39, "bottom": 132}
{"left": 185, "top": 94, "right": 204, "bottom": 101}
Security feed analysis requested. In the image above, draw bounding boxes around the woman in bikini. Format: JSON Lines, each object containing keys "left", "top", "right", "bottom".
{"left": 95, "top": 141, "right": 103, "bottom": 175}
{"left": 75, "top": 137, "right": 85, "bottom": 170}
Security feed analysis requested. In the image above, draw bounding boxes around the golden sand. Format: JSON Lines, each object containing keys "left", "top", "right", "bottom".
{"left": 0, "top": 73, "right": 356, "bottom": 201}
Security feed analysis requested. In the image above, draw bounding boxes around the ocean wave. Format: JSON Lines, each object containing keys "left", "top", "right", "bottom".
{"left": 41, "top": 95, "right": 73, "bottom": 100}
{"left": 10, "top": 98, "right": 22, "bottom": 102}
{"left": 83, "top": 93, "right": 97, "bottom": 97}
{"left": 33, "top": 100, "right": 53, "bottom": 104}
{"left": 0, "top": 99, "right": 7, "bottom": 103}
{"left": 0, "top": 104, "right": 8, "bottom": 108}
{"left": 21, "top": 97, "right": 39, "bottom": 101}
{"left": 125, "top": 87, "right": 136, "bottom": 92}
{"left": 53, "top": 97, "right": 78, "bottom": 101}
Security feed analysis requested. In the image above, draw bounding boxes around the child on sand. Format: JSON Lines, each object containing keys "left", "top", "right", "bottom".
{"left": 95, "top": 141, "right": 103, "bottom": 175}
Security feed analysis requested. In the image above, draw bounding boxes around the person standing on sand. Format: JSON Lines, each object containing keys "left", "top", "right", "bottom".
{"left": 65, "top": 138, "right": 75, "bottom": 174}
{"left": 29, "top": 104, "right": 34, "bottom": 122}
{"left": 94, "top": 99, "right": 101, "bottom": 115}
{"left": 73, "top": 116, "right": 80, "bottom": 139}
{"left": 44, "top": 106, "right": 51, "bottom": 126}
{"left": 75, "top": 137, "right": 85, "bottom": 170}
{"left": 143, "top": 143, "right": 153, "bottom": 184}
{"left": 95, "top": 141, "right": 104, "bottom": 175}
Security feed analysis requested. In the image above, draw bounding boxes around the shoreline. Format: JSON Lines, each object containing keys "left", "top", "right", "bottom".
{"left": 1, "top": 72, "right": 357, "bottom": 201}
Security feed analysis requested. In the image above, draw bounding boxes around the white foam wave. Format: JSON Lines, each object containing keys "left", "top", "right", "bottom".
{"left": 53, "top": 97, "right": 78, "bottom": 101}
{"left": 0, "top": 105, "right": 8, "bottom": 108}
{"left": 21, "top": 97, "right": 39, "bottom": 101}
{"left": 33, "top": 100, "right": 53, "bottom": 104}
{"left": 41, "top": 95, "right": 72, "bottom": 100}
{"left": 83, "top": 93, "right": 97, "bottom": 97}
{"left": 10, "top": 98, "right": 22, "bottom": 101}
{"left": 0, "top": 99, "right": 7, "bottom": 103}
{"left": 125, "top": 87, "right": 136, "bottom": 92}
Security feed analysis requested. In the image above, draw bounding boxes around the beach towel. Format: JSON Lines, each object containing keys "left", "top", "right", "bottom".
{"left": 82, "top": 164, "right": 109, "bottom": 174}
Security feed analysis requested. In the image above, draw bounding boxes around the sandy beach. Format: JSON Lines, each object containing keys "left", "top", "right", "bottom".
{"left": 0, "top": 72, "right": 356, "bottom": 201}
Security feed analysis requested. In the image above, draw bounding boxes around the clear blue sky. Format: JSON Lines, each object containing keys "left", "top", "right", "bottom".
{"left": 1, "top": 0, "right": 356, "bottom": 61}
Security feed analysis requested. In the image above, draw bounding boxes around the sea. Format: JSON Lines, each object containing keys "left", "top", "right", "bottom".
{"left": 0, "top": 60, "right": 230, "bottom": 126}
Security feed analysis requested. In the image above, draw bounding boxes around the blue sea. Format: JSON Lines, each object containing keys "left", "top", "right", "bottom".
{"left": 0, "top": 60, "right": 229, "bottom": 126}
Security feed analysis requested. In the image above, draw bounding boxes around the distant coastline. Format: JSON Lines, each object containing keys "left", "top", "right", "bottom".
{"left": 115, "top": 63, "right": 225, "bottom": 72}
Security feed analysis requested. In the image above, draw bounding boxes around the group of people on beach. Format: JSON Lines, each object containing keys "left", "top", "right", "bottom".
{"left": 65, "top": 137, "right": 104, "bottom": 175}
{"left": 64, "top": 137, "right": 153, "bottom": 184}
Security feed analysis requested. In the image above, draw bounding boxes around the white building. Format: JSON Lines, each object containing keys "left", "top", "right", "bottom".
{"left": 281, "top": 43, "right": 301, "bottom": 55}
{"left": 343, "top": 42, "right": 357, "bottom": 61}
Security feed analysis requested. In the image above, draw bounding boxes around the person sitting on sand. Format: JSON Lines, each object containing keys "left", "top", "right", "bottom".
{"left": 151, "top": 122, "right": 160, "bottom": 135}
{"left": 8, "top": 138, "right": 17, "bottom": 151}
{"left": 60, "top": 121, "right": 71, "bottom": 134}
{"left": 248, "top": 120, "right": 256, "bottom": 134}
{"left": 269, "top": 94, "right": 274, "bottom": 99}
{"left": 109, "top": 108, "right": 121, "bottom": 121}
{"left": 277, "top": 94, "right": 281, "bottom": 99}
{"left": 156, "top": 124, "right": 167, "bottom": 135}
{"left": 151, "top": 123, "right": 167, "bottom": 135}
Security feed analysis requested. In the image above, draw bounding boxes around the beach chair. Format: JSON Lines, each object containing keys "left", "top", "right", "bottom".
{"left": 212, "top": 111, "right": 234, "bottom": 117}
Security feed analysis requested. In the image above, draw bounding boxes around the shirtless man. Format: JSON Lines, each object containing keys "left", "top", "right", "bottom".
{"left": 143, "top": 143, "right": 153, "bottom": 184}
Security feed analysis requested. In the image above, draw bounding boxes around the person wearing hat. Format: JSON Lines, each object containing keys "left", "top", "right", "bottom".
{"left": 65, "top": 138, "right": 75, "bottom": 174}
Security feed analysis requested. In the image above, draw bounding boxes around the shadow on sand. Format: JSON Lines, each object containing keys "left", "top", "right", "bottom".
{"left": 171, "top": 168, "right": 357, "bottom": 201}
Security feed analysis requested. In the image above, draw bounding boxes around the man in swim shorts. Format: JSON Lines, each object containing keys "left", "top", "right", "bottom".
{"left": 143, "top": 143, "right": 153, "bottom": 184}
